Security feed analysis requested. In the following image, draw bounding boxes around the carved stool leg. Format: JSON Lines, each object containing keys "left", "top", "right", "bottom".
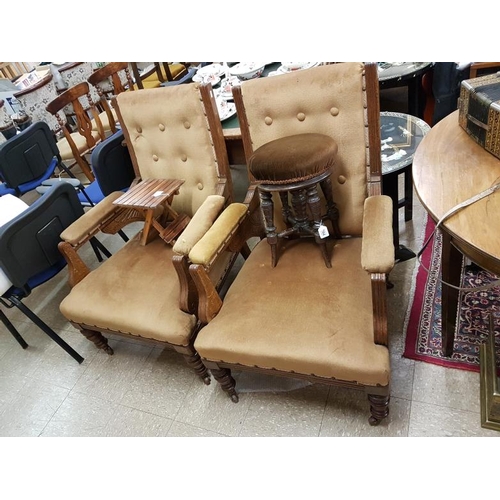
{"left": 320, "top": 176, "right": 341, "bottom": 238}
{"left": 259, "top": 189, "right": 278, "bottom": 267}
{"left": 211, "top": 368, "right": 239, "bottom": 403}
{"left": 306, "top": 184, "right": 331, "bottom": 268}
{"left": 80, "top": 328, "right": 114, "bottom": 355}
{"left": 183, "top": 352, "right": 211, "bottom": 385}
{"left": 367, "top": 394, "right": 390, "bottom": 426}
{"left": 279, "top": 191, "right": 293, "bottom": 227}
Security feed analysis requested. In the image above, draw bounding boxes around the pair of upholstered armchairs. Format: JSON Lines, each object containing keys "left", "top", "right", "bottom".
{"left": 58, "top": 62, "right": 394, "bottom": 425}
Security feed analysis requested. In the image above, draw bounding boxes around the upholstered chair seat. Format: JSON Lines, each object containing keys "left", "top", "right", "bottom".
{"left": 249, "top": 133, "right": 338, "bottom": 184}
{"left": 91, "top": 108, "right": 118, "bottom": 133}
{"left": 56, "top": 129, "right": 101, "bottom": 160}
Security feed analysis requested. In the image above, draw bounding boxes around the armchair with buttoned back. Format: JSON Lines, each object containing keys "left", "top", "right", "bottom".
{"left": 189, "top": 62, "right": 396, "bottom": 425}
{"left": 57, "top": 82, "right": 252, "bottom": 383}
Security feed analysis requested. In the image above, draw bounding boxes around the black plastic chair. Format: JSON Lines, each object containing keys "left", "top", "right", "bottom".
{"left": 0, "top": 182, "right": 87, "bottom": 363}
{"left": 90, "top": 129, "right": 135, "bottom": 196}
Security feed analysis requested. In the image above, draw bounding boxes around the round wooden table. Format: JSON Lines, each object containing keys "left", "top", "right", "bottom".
{"left": 413, "top": 109, "right": 500, "bottom": 352}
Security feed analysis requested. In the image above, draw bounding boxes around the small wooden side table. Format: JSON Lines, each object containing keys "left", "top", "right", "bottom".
{"left": 113, "top": 178, "right": 189, "bottom": 246}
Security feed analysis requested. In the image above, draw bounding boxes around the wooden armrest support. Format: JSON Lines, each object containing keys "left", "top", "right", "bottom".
{"left": 361, "top": 195, "right": 395, "bottom": 274}
{"left": 58, "top": 241, "right": 90, "bottom": 288}
{"left": 371, "top": 272, "right": 389, "bottom": 346}
{"left": 189, "top": 263, "right": 223, "bottom": 324}
{"left": 172, "top": 254, "right": 198, "bottom": 314}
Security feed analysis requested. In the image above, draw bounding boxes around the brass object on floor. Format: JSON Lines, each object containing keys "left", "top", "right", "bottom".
{"left": 480, "top": 315, "right": 500, "bottom": 431}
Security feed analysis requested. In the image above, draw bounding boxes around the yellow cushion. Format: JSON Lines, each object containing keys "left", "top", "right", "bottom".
{"left": 194, "top": 237, "right": 390, "bottom": 387}
{"left": 92, "top": 108, "right": 118, "bottom": 132}
{"left": 56, "top": 130, "right": 101, "bottom": 160}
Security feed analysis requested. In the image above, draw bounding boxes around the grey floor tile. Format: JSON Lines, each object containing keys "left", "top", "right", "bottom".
{"left": 0, "top": 369, "right": 31, "bottom": 411}
{"left": 168, "top": 421, "right": 226, "bottom": 437}
{"left": 319, "top": 386, "right": 410, "bottom": 437}
{"left": 104, "top": 406, "right": 173, "bottom": 437}
{"left": 119, "top": 348, "right": 197, "bottom": 420}
{"left": 0, "top": 378, "right": 69, "bottom": 437}
{"left": 412, "top": 362, "right": 482, "bottom": 413}
{"left": 40, "top": 392, "right": 118, "bottom": 437}
{"left": 409, "top": 401, "right": 500, "bottom": 437}
{"left": 175, "top": 377, "right": 252, "bottom": 437}
{"left": 239, "top": 383, "right": 329, "bottom": 437}
{"left": 71, "top": 340, "right": 152, "bottom": 403}
{"left": 389, "top": 353, "right": 415, "bottom": 401}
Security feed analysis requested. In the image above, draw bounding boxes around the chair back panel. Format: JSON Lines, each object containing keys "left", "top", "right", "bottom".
{"left": 0, "top": 121, "right": 59, "bottom": 189}
{"left": 115, "top": 84, "right": 221, "bottom": 217}
{"left": 238, "top": 62, "right": 370, "bottom": 235}
{"left": 0, "top": 183, "right": 83, "bottom": 289}
{"left": 90, "top": 130, "right": 135, "bottom": 196}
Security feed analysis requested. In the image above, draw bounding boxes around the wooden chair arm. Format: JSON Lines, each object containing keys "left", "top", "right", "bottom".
{"left": 371, "top": 273, "right": 389, "bottom": 347}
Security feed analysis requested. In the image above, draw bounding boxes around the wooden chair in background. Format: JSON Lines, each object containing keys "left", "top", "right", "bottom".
{"left": 129, "top": 62, "right": 188, "bottom": 89}
{"left": 46, "top": 81, "right": 107, "bottom": 182}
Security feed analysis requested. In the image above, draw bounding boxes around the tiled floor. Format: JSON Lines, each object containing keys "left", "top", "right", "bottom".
{"left": 1, "top": 170, "right": 498, "bottom": 438}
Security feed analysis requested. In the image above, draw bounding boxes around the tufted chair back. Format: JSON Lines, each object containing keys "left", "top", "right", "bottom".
{"left": 114, "top": 84, "right": 229, "bottom": 218}
{"left": 235, "top": 62, "right": 370, "bottom": 236}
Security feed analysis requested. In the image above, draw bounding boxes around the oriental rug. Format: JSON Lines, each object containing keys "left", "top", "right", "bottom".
{"left": 403, "top": 216, "right": 500, "bottom": 371}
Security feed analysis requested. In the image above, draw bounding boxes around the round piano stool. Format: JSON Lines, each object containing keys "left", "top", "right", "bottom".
{"left": 249, "top": 133, "right": 341, "bottom": 268}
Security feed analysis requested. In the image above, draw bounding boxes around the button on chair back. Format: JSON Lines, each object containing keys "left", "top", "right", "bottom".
{"left": 0, "top": 183, "right": 85, "bottom": 363}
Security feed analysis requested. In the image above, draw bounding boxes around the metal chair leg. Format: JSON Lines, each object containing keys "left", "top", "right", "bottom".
{"left": 9, "top": 297, "right": 84, "bottom": 363}
{"left": 0, "top": 308, "right": 28, "bottom": 349}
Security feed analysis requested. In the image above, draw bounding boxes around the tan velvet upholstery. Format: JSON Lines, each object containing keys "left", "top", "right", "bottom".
{"left": 249, "top": 133, "right": 337, "bottom": 183}
{"left": 92, "top": 108, "right": 118, "bottom": 132}
{"left": 115, "top": 85, "right": 220, "bottom": 217}
{"left": 60, "top": 192, "right": 124, "bottom": 244}
{"left": 173, "top": 195, "right": 225, "bottom": 256}
{"left": 189, "top": 203, "right": 248, "bottom": 266}
{"left": 239, "top": 63, "right": 367, "bottom": 235}
{"left": 60, "top": 235, "right": 197, "bottom": 346}
{"left": 194, "top": 237, "right": 390, "bottom": 386}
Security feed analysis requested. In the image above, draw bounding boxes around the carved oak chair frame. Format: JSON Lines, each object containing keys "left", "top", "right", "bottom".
{"left": 188, "top": 63, "right": 395, "bottom": 425}
{"left": 57, "top": 83, "right": 252, "bottom": 383}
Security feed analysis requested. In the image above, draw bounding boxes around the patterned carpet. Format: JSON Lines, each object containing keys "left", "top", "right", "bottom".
{"left": 403, "top": 216, "right": 500, "bottom": 371}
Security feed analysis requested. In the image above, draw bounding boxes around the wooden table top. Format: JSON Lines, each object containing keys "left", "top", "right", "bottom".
{"left": 113, "top": 178, "right": 184, "bottom": 209}
{"left": 413, "top": 110, "right": 500, "bottom": 273}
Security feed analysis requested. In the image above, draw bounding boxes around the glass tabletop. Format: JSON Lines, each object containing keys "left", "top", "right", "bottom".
{"left": 380, "top": 111, "right": 431, "bottom": 175}
{"left": 377, "top": 62, "right": 433, "bottom": 82}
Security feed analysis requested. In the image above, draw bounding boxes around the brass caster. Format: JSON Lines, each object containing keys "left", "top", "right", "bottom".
{"left": 203, "top": 376, "right": 211, "bottom": 385}
{"left": 368, "top": 416, "right": 381, "bottom": 426}
{"left": 104, "top": 346, "right": 114, "bottom": 355}
{"left": 230, "top": 394, "right": 239, "bottom": 403}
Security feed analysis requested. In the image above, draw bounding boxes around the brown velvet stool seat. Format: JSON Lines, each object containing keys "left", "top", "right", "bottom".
{"left": 249, "top": 133, "right": 341, "bottom": 267}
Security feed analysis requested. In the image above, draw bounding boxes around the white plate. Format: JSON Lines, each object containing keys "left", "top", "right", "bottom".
{"left": 218, "top": 76, "right": 240, "bottom": 99}
{"left": 196, "top": 63, "right": 224, "bottom": 77}
{"left": 216, "top": 99, "right": 237, "bottom": 121}
{"left": 192, "top": 73, "right": 221, "bottom": 86}
{"left": 229, "top": 62, "right": 266, "bottom": 79}
{"left": 277, "top": 62, "right": 320, "bottom": 73}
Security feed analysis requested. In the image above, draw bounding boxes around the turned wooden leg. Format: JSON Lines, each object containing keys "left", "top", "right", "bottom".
{"left": 259, "top": 189, "right": 278, "bottom": 267}
{"left": 279, "top": 191, "right": 293, "bottom": 227}
{"left": 211, "top": 368, "right": 239, "bottom": 402}
{"left": 183, "top": 352, "right": 211, "bottom": 385}
{"left": 306, "top": 184, "right": 331, "bottom": 268}
{"left": 319, "top": 176, "right": 341, "bottom": 238}
{"left": 367, "top": 394, "right": 390, "bottom": 426}
{"left": 80, "top": 328, "right": 114, "bottom": 355}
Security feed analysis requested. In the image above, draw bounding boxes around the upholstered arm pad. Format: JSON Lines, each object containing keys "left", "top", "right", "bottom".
{"left": 189, "top": 203, "right": 248, "bottom": 266}
{"left": 60, "top": 191, "right": 124, "bottom": 244}
{"left": 172, "top": 195, "right": 226, "bottom": 256}
{"left": 361, "top": 195, "right": 395, "bottom": 274}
